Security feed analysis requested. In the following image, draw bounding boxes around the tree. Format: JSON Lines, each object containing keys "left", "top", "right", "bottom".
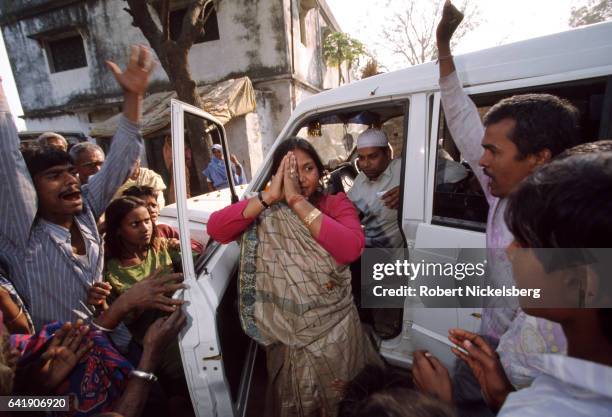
{"left": 123, "top": 0, "right": 217, "bottom": 194}
{"left": 569, "top": 0, "right": 612, "bottom": 27}
{"left": 323, "top": 32, "right": 366, "bottom": 85}
{"left": 382, "top": 0, "right": 479, "bottom": 66}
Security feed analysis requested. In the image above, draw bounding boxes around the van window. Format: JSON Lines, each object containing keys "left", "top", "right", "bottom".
{"left": 432, "top": 76, "right": 610, "bottom": 232}
{"left": 294, "top": 102, "right": 407, "bottom": 195}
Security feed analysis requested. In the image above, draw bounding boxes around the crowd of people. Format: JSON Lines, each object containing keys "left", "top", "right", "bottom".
{"left": 0, "top": 1, "right": 610, "bottom": 416}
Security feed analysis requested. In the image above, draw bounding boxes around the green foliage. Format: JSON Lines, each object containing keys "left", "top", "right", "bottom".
{"left": 569, "top": 0, "right": 612, "bottom": 27}
{"left": 323, "top": 32, "right": 366, "bottom": 84}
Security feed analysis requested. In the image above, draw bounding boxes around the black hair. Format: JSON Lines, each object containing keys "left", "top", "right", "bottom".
{"left": 269, "top": 137, "right": 326, "bottom": 200}
{"left": 104, "top": 196, "right": 159, "bottom": 260}
{"left": 555, "top": 139, "right": 612, "bottom": 160}
{"left": 21, "top": 146, "right": 73, "bottom": 178}
{"left": 505, "top": 152, "right": 612, "bottom": 341}
{"left": 122, "top": 185, "right": 157, "bottom": 199}
{"left": 271, "top": 137, "right": 325, "bottom": 177}
{"left": 339, "top": 365, "right": 455, "bottom": 417}
{"left": 483, "top": 93, "right": 581, "bottom": 159}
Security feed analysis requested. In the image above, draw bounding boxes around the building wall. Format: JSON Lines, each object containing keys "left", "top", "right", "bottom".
{"left": 0, "top": 0, "right": 295, "bottom": 119}
{"left": 1, "top": 0, "right": 343, "bottom": 180}
{"left": 26, "top": 111, "right": 90, "bottom": 132}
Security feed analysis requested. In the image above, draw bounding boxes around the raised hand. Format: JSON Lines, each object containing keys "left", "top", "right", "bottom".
{"left": 106, "top": 45, "right": 154, "bottom": 97}
{"left": 142, "top": 308, "right": 187, "bottom": 369}
{"left": 283, "top": 152, "right": 301, "bottom": 200}
{"left": 118, "top": 269, "right": 186, "bottom": 314}
{"left": 263, "top": 155, "right": 287, "bottom": 205}
{"left": 448, "top": 328, "right": 514, "bottom": 411}
{"left": 436, "top": 0, "right": 464, "bottom": 45}
{"left": 412, "top": 350, "right": 453, "bottom": 403}
{"left": 38, "top": 321, "right": 92, "bottom": 391}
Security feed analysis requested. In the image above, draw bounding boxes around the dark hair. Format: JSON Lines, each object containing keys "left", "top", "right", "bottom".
{"left": 505, "top": 152, "right": 612, "bottom": 341}
{"left": 21, "top": 146, "right": 73, "bottom": 177}
{"left": 122, "top": 185, "right": 157, "bottom": 199}
{"left": 483, "top": 94, "right": 581, "bottom": 159}
{"left": 555, "top": 139, "right": 612, "bottom": 160}
{"left": 270, "top": 137, "right": 326, "bottom": 199}
{"left": 339, "top": 365, "right": 455, "bottom": 417}
{"left": 104, "top": 196, "right": 159, "bottom": 260}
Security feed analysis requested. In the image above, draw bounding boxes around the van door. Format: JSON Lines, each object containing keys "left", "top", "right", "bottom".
{"left": 396, "top": 72, "right": 612, "bottom": 371}
{"left": 170, "top": 99, "right": 255, "bottom": 417}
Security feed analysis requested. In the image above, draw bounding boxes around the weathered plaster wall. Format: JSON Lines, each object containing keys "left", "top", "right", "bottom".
{"left": 2, "top": 0, "right": 292, "bottom": 117}
{"left": 25, "top": 111, "right": 90, "bottom": 132}
{"left": 189, "top": 0, "right": 289, "bottom": 83}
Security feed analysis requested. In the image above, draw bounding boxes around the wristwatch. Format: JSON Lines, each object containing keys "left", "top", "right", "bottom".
{"left": 130, "top": 369, "right": 158, "bottom": 382}
{"left": 257, "top": 191, "right": 270, "bottom": 209}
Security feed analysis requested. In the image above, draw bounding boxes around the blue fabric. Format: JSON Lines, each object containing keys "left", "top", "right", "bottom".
{"left": 203, "top": 157, "right": 246, "bottom": 189}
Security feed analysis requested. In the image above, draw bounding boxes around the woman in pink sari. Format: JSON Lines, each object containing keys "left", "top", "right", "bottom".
{"left": 207, "top": 138, "right": 381, "bottom": 417}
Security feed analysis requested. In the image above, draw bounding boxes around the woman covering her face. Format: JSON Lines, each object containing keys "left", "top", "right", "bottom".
{"left": 207, "top": 137, "right": 382, "bottom": 417}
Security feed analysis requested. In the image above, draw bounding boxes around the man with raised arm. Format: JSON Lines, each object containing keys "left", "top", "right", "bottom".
{"left": 0, "top": 45, "right": 153, "bottom": 329}
{"left": 436, "top": 0, "right": 582, "bottom": 403}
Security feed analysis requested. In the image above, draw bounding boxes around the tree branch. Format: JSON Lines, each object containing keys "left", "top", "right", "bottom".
{"left": 124, "top": 0, "right": 164, "bottom": 53}
{"left": 178, "top": 0, "right": 215, "bottom": 50}
{"left": 161, "top": 0, "right": 170, "bottom": 43}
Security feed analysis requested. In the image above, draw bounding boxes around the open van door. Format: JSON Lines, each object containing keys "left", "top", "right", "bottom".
{"left": 385, "top": 92, "right": 484, "bottom": 372}
{"left": 170, "top": 99, "right": 256, "bottom": 417}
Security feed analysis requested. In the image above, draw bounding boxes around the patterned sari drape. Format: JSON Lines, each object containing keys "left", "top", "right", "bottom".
{"left": 238, "top": 204, "right": 381, "bottom": 417}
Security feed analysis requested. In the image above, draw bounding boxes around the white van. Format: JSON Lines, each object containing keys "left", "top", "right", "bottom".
{"left": 165, "top": 22, "right": 612, "bottom": 417}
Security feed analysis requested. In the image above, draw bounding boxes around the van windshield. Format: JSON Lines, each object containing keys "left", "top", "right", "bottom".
{"left": 294, "top": 105, "right": 406, "bottom": 171}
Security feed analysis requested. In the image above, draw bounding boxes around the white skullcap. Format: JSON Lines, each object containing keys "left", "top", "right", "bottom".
{"left": 211, "top": 144, "right": 222, "bottom": 152}
{"left": 356, "top": 128, "right": 389, "bottom": 149}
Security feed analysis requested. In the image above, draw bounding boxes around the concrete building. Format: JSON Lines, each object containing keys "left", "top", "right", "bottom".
{"left": 0, "top": 0, "right": 349, "bottom": 181}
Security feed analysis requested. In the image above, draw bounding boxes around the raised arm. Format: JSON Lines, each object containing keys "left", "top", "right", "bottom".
{"left": 0, "top": 77, "right": 38, "bottom": 248}
{"left": 85, "top": 45, "right": 152, "bottom": 218}
{"left": 437, "top": 1, "right": 492, "bottom": 204}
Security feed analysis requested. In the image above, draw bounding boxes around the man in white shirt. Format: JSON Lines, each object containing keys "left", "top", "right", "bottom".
{"left": 348, "top": 128, "right": 404, "bottom": 249}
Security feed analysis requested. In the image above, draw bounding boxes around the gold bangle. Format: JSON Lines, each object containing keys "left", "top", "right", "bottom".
{"left": 303, "top": 208, "right": 321, "bottom": 226}
{"left": 7, "top": 306, "right": 23, "bottom": 324}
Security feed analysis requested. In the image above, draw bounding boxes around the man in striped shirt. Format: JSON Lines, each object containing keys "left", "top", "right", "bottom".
{"left": 0, "top": 45, "right": 153, "bottom": 329}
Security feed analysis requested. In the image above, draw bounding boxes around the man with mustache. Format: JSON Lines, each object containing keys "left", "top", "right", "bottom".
{"left": 0, "top": 45, "right": 153, "bottom": 329}
{"left": 436, "top": 0, "right": 582, "bottom": 404}
{"left": 348, "top": 128, "right": 403, "bottom": 249}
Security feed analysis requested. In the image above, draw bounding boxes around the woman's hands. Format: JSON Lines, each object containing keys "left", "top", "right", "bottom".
{"left": 448, "top": 328, "right": 514, "bottom": 411}
{"left": 283, "top": 152, "right": 301, "bottom": 201}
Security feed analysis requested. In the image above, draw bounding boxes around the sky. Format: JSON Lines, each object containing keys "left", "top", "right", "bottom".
{"left": 0, "top": 0, "right": 594, "bottom": 131}
{"left": 326, "top": 0, "right": 583, "bottom": 70}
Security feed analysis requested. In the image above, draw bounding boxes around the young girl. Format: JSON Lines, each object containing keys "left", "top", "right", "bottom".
{"left": 101, "top": 196, "right": 192, "bottom": 414}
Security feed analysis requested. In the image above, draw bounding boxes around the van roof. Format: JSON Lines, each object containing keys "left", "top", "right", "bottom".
{"left": 293, "top": 21, "right": 612, "bottom": 117}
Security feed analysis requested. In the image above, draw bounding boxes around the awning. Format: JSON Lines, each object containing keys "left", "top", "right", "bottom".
{"left": 90, "top": 76, "right": 256, "bottom": 138}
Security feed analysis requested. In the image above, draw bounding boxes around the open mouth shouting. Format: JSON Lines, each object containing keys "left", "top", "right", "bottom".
{"left": 59, "top": 188, "right": 83, "bottom": 206}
